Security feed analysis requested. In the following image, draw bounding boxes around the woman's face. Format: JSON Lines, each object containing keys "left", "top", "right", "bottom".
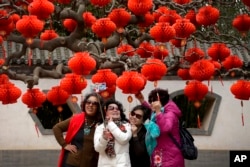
{"left": 129, "top": 109, "right": 143, "bottom": 126}
{"left": 85, "top": 96, "right": 99, "bottom": 116}
{"left": 106, "top": 103, "right": 121, "bottom": 119}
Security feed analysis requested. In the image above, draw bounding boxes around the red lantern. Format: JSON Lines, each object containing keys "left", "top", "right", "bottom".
{"left": 138, "top": 12, "right": 154, "bottom": 29}
{"left": 207, "top": 43, "right": 231, "bottom": 62}
{"left": 185, "top": 10, "right": 199, "bottom": 27}
{"left": 221, "top": 55, "right": 243, "bottom": 71}
{"left": 153, "top": 45, "right": 169, "bottom": 60}
{"left": 63, "top": 19, "right": 77, "bottom": 32}
{"left": 40, "top": 30, "right": 58, "bottom": 40}
{"left": 60, "top": 74, "right": 88, "bottom": 94}
{"left": 158, "top": 10, "right": 181, "bottom": 25}
{"left": 28, "top": 0, "right": 55, "bottom": 20}
{"left": 177, "top": 68, "right": 192, "bottom": 80}
{"left": 0, "top": 83, "right": 22, "bottom": 104}
{"left": 196, "top": 5, "right": 220, "bottom": 26}
{"left": 91, "top": 18, "right": 116, "bottom": 43}
{"left": 184, "top": 47, "right": 205, "bottom": 64}
{"left": 47, "top": 86, "right": 70, "bottom": 106}
{"left": 150, "top": 22, "right": 176, "bottom": 43}
{"left": 16, "top": 15, "right": 44, "bottom": 40}
{"left": 189, "top": 60, "right": 215, "bottom": 81}
{"left": 172, "top": 18, "right": 196, "bottom": 39}
{"left": 90, "top": 0, "right": 111, "bottom": 7}
{"left": 230, "top": 80, "right": 250, "bottom": 100}
{"left": 0, "top": 74, "right": 9, "bottom": 84}
{"left": 22, "top": 88, "right": 46, "bottom": 109}
{"left": 91, "top": 69, "right": 118, "bottom": 87}
{"left": 116, "top": 71, "right": 146, "bottom": 94}
{"left": 108, "top": 8, "right": 131, "bottom": 32}
{"left": 232, "top": 14, "right": 250, "bottom": 36}
{"left": 153, "top": 6, "right": 169, "bottom": 22}
{"left": 82, "top": 12, "right": 96, "bottom": 28}
{"left": 117, "top": 44, "right": 135, "bottom": 57}
{"left": 68, "top": 52, "right": 96, "bottom": 76}
{"left": 141, "top": 58, "right": 167, "bottom": 81}
{"left": 184, "top": 80, "right": 208, "bottom": 101}
{"left": 128, "top": 0, "right": 153, "bottom": 16}
{"left": 136, "top": 42, "right": 155, "bottom": 58}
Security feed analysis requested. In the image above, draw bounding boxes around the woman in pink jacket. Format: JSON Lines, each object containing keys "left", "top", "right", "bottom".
{"left": 136, "top": 88, "right": 184, "bottom": 167}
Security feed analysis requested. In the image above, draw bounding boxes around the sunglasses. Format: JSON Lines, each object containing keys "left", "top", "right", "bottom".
{"left": 86, "top": 100, "right": 98, "bottom": 106}
{"left": 130, "top": 111, "right": 143, "bottom": 119}
{"left": 107, "top": 106, "right": 119, "bottom": 111}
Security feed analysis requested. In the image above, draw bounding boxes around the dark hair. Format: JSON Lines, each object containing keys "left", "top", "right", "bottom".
{"left": 148, "top": 88, "right": 169, "bottom": 106}
{"left": 131, "top": 105, "right": 151, "bottom": 122}
{"left": 81, "top": 92, "right": 104, "bottom": 123}
{"left": 103, "top": 98, "right": 128, "bottom": 122}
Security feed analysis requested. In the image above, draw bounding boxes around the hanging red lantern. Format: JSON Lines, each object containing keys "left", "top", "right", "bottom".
{"left": 11, "top": 14, "right": 20, "bottom": 24}
{"left": 153, "top": 45, "right": 169, "bottom": 60}
{"left": 90, "top": 0, "right": 111, "bottom": 7}
{"left": 136, "top": 42, "right": 155, "bottom": 58}
{"left": 117, "top": 44, "right": 135, "bottom": 57}
{"left": 172, "top": 18, "right": 196, "bottom": 40}
{"left": 189, "top": 59, "right": 215, "bottom": 81}
{"left": 185, "top": 10, "right": 199, "bottom": 27}
{"left": 153, "top": 6, "right": 168, "bottom": 22}
{"left": 22, "top": 88, "right": 46, "bottom": 109}
{"left": 196, "top": 5, "right": 220, "bottom": 26}
{"left": 174, "top": 0, "right": 191, "bottom": 5}
{"left": 68, "top": 51, "right": 96, "bottom": 76}
{"left": 47, "top": 86, "right": 70, "bottom": 106}
{"left": 28, "top": 0, "right": 55, "bottom": 20}
{"left": 158, "top": 10, "right": 182, "bottom": 25}
{"left": 221, "top": 55, "right": 243, "bottom": 71}
{"left": 91, "top": 18, "right": 116, "bottom": 43}
{"left": 177, "top": 68, "right": 192, "bottom": 80}
{"left": 184, "top": 80, "right": 208, "bottom": 101}
{"left": 230, "top": 80, "right": 250, "bottom": 100}
{"left": 128, "top": 0, "right": 153, "bottom": 16}
{"left": 0, "top": 83, "right": 22, "bottom": 104}
{"left": 150, "top": 22, "right": 176, "bottom": 43}
{"left": 141, "top": 58, "right": 167, "bottom": 81}
{"left": 82, "top": 12, "right": 96, "bottom": 28}
{"left": 138, "top": 12, "right": 154, "bottom": 30}
{"left": 63, "top": 19, "right": 77, "bottom": 32}
{"left": 207, "top": 43, "right": 231, "bottom": 62}
{"left": 184, "top": 47, "right": 205, "bottom": 64}
{"left": 91, "top": 69, "right": 118, "bottom": 87}
{"left": 116, "top": 71, "right": 146, "bottom": 94}
{"left": 232, "top": 14, "right": 250, "bottom": 36}
{"left": 16, "top": 15, "right": 44, "bottom": 43}
{"left": 108, "top": 8, "right": 131, "bottom": 33}
{"left": 60, "top": 74, "right": 88, "bottom": 94}
{"left": 0, "top": 74, "right": 9, "bottom": 84}
{"left": 40, "top": 29, "right": 58, "bottom": 40}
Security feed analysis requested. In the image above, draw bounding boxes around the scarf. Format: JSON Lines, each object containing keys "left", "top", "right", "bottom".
{"left": 104, "top": 119, "right": 127, "bottom": 158}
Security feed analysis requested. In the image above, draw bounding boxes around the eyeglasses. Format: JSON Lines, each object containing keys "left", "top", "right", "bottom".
{"left": 86, "top": 100, "right": 98, "bottom": 106}
{"left": 107, "top": 106, "right": 119, "bottom": 111}
{"left": 130, "top": 111, "right": 143, "bottom": 119}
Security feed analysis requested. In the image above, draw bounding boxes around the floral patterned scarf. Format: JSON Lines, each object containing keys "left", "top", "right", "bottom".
{"left": 104, "top": 119, "right": 127, "bottom": 158}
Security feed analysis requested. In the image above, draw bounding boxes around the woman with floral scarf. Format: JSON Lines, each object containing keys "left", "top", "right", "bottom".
{"left": 94, "top": 99, "right": 132, "bottom": 167}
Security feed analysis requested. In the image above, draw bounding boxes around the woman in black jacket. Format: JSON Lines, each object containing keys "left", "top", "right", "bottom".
{"left": 129, "top": 105, "right": 151, "bottom": 167}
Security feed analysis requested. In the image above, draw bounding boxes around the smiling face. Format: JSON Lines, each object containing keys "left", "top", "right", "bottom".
{"left": 84, "top": 96, "right": 99, "bottom": 116}
{"left": 129, "top": 109, "right": 144, "bottom": 126}
{"left": 106, "top": 103, "right": 121, "bottom": 119}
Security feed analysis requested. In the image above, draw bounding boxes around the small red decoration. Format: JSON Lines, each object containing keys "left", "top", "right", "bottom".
{"left": 185, "top": 10, "right": 199, "bottom": 27}
{"left": 92, "top": 69, "right": 118, "bottom": 87}
{"left": 221, "top": 55, "right": 243, "bottom": 71}
{"left": 28, "top": 0, "right": 55, "bottom": 20}
{"left": 150, "top": 22, "right": 176, "bottom": 43}
{"left": 172, "top": 18, "right": 196, "bottom": 40}
{"left": 230, "top": 80, "right": 250, "bottom": 100}
{"left": 68, "top": 52, "right": 96, "bottom": 76}
{"left": 16, "top": 15, "right": 44, "bottom": 41}
{"left": 184, "top": 80, "right": 208, "bottom": 101}
{"left": 117, "top": 44, "right": 135, "bottom": 57}
{"left": 63, "top": 19, "right": 77, "bottom": 32}
{"left": 21, "top": 88, "right": 46, "bottom": 109}
{"left": 136, "top": 42, "right": 155, "bottom": 58}
{"left": 184, "top": 47, "right": 205, "bottom": 64}
{"left": 0, "top": 83, "right": 22, "bottom": 104}
{"left": 128, "top": 0, "right": 153, "bottom": 16}
{"left": 47, "top": 86, "right": 70, "bottom": 106}
{"left": 82, "top": 12, "right": 96, "bottom": 28}
{"left": 116, "top": 71, "right": 146, "bottom": 94}
{"left": 232, "top": 14, "right": 250, "bottom": 36}
{"left": 158, "top": 10, "right": 182, "bottom": 25}
{"left": 153, "top": 45, "right": 169, "bottom": 60}
{"left": 153, "top": 6, "right": 169, "bottom": 22}
{"left": 40, "top": 30, "right": 58, "bottom": 40}
{"left": 138, "top": 12, "right": 154, "bottom": 29}
{"left": 141, "top": 58, "right": 167, "bottom": 81}
{"left": 196, "top": 5, "right": 220, "bottom": 26}
{"left": 189, "top": 60, "right": 215, "bottom": 81}
{"left": 207, "top": 43, "right": 231, "bottom": 62}
{"left": 60, "top": 74, "right": 88, "bottom": 95}
{"left": 108, "top": 8, "right": 131, "bottom": 32}
{"left": 177, "top": 68, "right": 192, "bottom": 80}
